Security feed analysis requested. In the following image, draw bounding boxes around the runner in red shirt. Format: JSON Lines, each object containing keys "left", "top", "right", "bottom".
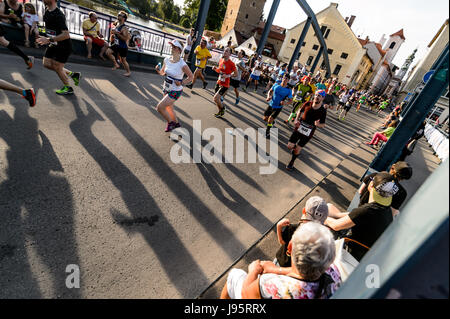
{"left": 213, "top": 47, "right": 238, "bottom": 118}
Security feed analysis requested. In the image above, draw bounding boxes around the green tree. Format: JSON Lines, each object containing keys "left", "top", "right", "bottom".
{"left": 171, "top": 5, "right": 182, "bottom": 25}
{"left": 159, "top": 0, "right": 174, "bottom": 22}
{"left": 182, "top": 0, "right": 228, "bottom": 32}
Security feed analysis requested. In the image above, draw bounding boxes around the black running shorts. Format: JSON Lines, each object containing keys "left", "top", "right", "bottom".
{"left": 289, "top": 129, "right": 313, "bottom": 148}
{"left": 44, "top": 43, "right": 72, "bottom": 64}
{"left": 264, "top": 106, "right": 282, "bottom": 119}
{"left": 215, "top": 83, "right": 228, "bottom": 96}
{"left": 0, "top": 25, "right": 5, "bottom": 37}
{"left": 230, "top": 79, "right": 240, "bottom": 89}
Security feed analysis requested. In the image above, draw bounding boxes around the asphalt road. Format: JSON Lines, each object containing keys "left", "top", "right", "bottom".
{"left": 0, "top": 53, "right": 382, "bottom": 298}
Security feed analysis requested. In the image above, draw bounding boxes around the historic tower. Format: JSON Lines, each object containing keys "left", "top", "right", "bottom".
{"left": 383, "top": 29, "right": 406, "bottom": 64}
{"left": 220, "top": 0, "right": 266, "bottom": 38}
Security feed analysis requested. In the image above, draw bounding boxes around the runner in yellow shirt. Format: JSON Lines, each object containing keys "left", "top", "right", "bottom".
{"left": 187, "top": 38, "right": 212, "bottom": 90}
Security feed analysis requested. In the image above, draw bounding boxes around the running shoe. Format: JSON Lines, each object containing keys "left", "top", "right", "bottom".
{"left": 173, "top": 122, "right": 181, "bottom": 129}
{"left": 165, "top": 121, "right": 176, "bottom": 132}
{"left": 23, "top": 88, "right": 36, "bottom": 107}
{"left": 214, "top": 109, "right": 225, "bottom": 118}
{"left": 235, "top": 97, "right": 240, "bottom": 105}
{"left": 55, "top": 86, "right": 74, "bottom": 95}
{"left": 286, "top": 164, "right": 294, "bottom": 171}
{"left": 203, "top": 82, "right": 208, "bottom": 89}
{"left": 186, "top": 84, "right": 193, "bottom": 89}
{"left": 26, "top": 56, "right": 34, "bottom": 70}
{"left": 71, "top": 72, "right": 81, "bottom": 86}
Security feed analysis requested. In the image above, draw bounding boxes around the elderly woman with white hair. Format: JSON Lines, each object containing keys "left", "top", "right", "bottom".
{"left": 220, "top": 222, "right": 341, "bottom": 299}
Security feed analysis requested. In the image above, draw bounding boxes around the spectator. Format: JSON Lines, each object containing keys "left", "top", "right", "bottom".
{"left": 82, "top": 12, "right": 108, "bottom": 60}
{"left": 399, "top": 122, "right": 426, "bottom": 161}
{"left": 365, "top": 120, "right": 398, "bottom": 147}
{"left": 0, "top": 0, "right": 23, "bottom": 26}
{"left": 206, "top": 36, "right": 216, "bottom": 50}
{"left": 325, "top": 172, "right": 398, "bottom": 261}
{"left": 358, "top": 161, "right": 412, "bottom": 217}
{"left": 22, "top": 3, "right": 39, "bottom": 48}
{"left": 106, "top": 11, "right": 131, "bottom": 77}
{"left": 220, "top": 222, "right": 341, "bottom": 299}
{"left": 128, "top": 28, "right": 143, "bottom": 52}
{"left": 275, "top": 196, "right": 329, "bottom": 267}
{"left": 183, "top": 28, "right": 195, "bottom": 62}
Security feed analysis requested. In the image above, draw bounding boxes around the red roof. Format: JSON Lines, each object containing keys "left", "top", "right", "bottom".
{"left": 375, "top": 43, "right": 387, "bottom": 57}
{"left": 253, "top": 22, "right": 286, "bottom": 41}
{"left": 390, "top": 29, "right": 405, "bottom": 40}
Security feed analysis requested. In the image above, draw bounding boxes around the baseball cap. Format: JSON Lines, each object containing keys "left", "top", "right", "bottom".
{"left": 392, "top": 161, "right": 413, "bottom": 180}
{"left": 372, "top": 172, "right": 399, "bottom": 206}
{"left": 168, "top": 40, "right": 184, "bottom": 51}
{"left": 316, "top": 90, "right": 327, "bottom": 98}
{"left": 301, "top": 76, "right": 311, "bottom": 82}
{"left": 301, "top": 196, "right": 329, "bottom": 224}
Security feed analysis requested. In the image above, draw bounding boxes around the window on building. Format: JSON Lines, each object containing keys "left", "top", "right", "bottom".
{"left": 312, "top": 44, "right": 319, "bottom": 50}
{"left": 320, "top": 25, "right": 327, "bottom": 35}
{"left": 389, "top": 42, "right": 396, "bottom": 49}
{"left": 306, "top": 56, "right": 314, "bottom": 66}
{"left": 245, "top": 14, "right": 249, "bottom": 19}
{"left": 320, "top": 61, "right": 326, "bottom": 70}
{"left": 327, "top": 49, "right": 333, "bottom": 55}
{"left": 290, "top": 39, "right": 296, "bottom": 44}
{"left": 226, "top": 26, "right": 228, "bottom": 31}
{"left": 324, "top": 29, "right": 331, "bottom": 39}
{"left": 341, "top": 52, "right": 348, "bottom": 59}
{"left": 230, "top": 10, "right": 233, "bottom": 15}
{"left": 252, "top": 2, "right": 256, "bottom": 7}
{"left": 248, "top": 43, "right": 252, "bottom": 49}
{"left": 333, "top": 64, "right": 342, "bottom": 75}
{"left": 302, "top": 42, "right": 306, "bottom": 46}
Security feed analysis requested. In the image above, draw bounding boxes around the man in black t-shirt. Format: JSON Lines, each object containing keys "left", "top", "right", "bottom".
{"left": 325, "top": 172, "right": 399, "bottom": 261}
{"left": 36, "top": 0, "right": 80, "bottom": 95}
{"left": 286, "top": 89, "right": 327, "bottom": 171}
{"left": 359, "top": 161, "right": 412, "bottom": 217}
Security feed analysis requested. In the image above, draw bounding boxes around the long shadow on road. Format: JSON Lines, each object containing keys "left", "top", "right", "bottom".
{"left": 0, "top": 95, "right": 81, "bottom": 298}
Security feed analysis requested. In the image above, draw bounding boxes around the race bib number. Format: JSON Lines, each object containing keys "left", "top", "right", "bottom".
{"left": 196, "top": 58, "right": 201, "bottom": 66}
{"left": 218, "top": 73, "right": 227, "bottom": 82}
{"left": 163, "top": 78, "right": 173, "bottom": 91}
{"left": 295, "top": 93, "right": 303, "bottom": 101}
{"left": 298, "top": 122, "right": 313, "bottom": 137}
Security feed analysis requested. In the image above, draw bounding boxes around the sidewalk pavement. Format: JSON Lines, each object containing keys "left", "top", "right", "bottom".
{"left": 198, "top": 120, "right": 441, "bottom": 299}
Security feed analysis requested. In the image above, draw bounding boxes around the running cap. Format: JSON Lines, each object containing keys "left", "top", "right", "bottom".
{"left": 372, "top": 172, "right": 399, "bottom": 206}
{"left": 168, "top": 40, "right": 184, "bottom": 51}
{"left": 301, "top": 196, "right": 329, "bottom": 224}
{"left": 316, "top": 90, "right": 327, "bottom": 98}
{"left": 392, "top": 161, "right": 413, "bottom": 180}
{"left": 301, "top": 76, "right": 311, "bottom": 82}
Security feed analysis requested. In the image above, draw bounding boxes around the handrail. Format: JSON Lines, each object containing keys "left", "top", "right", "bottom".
{"left": 27, "top": 0, "right": 186, "bottom": 56}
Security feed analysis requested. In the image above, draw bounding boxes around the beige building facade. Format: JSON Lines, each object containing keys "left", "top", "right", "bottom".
{"left": 278, "top": 3, "right": 366, "bottom": 85}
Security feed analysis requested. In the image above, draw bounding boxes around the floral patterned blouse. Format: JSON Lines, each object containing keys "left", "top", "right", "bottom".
{"left": 259, "top": 264, "right": 341, "bottom": 299}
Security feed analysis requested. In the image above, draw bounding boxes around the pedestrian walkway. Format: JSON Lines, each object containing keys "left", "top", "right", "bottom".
{"left": 199, "top": 125, "right": 441, "bottom": 299}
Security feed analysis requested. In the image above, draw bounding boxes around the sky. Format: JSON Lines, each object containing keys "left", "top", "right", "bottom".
{"left": 174, "top": 0, "right": 449, "bottom": 69}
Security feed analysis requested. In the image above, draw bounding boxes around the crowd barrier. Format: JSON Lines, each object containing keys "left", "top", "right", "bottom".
{"left": 424, "top": 123, "right": 449, "bottom": 162}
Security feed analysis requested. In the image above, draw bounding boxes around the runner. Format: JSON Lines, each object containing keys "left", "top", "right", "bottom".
{"left": 36, "top": 0, "right": 80, "bottom": 95}
{"left": 264, "top": 73, "right": 293, "bottom": 138}
{"left": 263, "top": 61, "right": 280, "bottom": 94}
{"left": 378, "top": 99, "right": 390, "bottom": 115}
{"left": 275, "top": 63, "right": 288, "bottom": 84}
{"left": 244, "top": 55, "right": 263, "bottom": 92}
{"left": 213, "top": 47, "right": 237, "bottom": 118}
{"left": 356, "top": 92, "right": 367, "bottom": 112}
{"left": 337, "top": 89, "right": 351, "bottom": 118}
{"left": 0, "top": 0, "right": 34, "bottom": 69}
{"left": 186, "top": 38, "right": 212, "bottom": 90}
{"left": 285, "top": 75, "right": 313, "bottom": 124}
{"left": 286, "top": 90, "right": 327, "bottom": 171}
{"left": 287, "top": 65, "right": 300, "bottom": 89}
{"left": 230, "top": 50, "right": 246, "bottom": 105}
{"left": 155, "top": 40, "right": 193, "bottom": 132}
{"left": 0, "top": 79, "right": 36, "bottom": 107}
{"left": 106, "top": 11, "right": 131, "bottom": 77}
{"left": 183, "top": 28, "right": 196, "bottom": 62}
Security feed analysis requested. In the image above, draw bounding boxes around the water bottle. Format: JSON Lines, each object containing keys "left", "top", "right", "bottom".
{"left": 156, "top": 62, "right": 162, "bottom": 71}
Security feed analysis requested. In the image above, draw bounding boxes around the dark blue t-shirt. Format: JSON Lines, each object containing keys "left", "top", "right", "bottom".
{"left": 270, "top": 84, "right": 293, "bottom": 109}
